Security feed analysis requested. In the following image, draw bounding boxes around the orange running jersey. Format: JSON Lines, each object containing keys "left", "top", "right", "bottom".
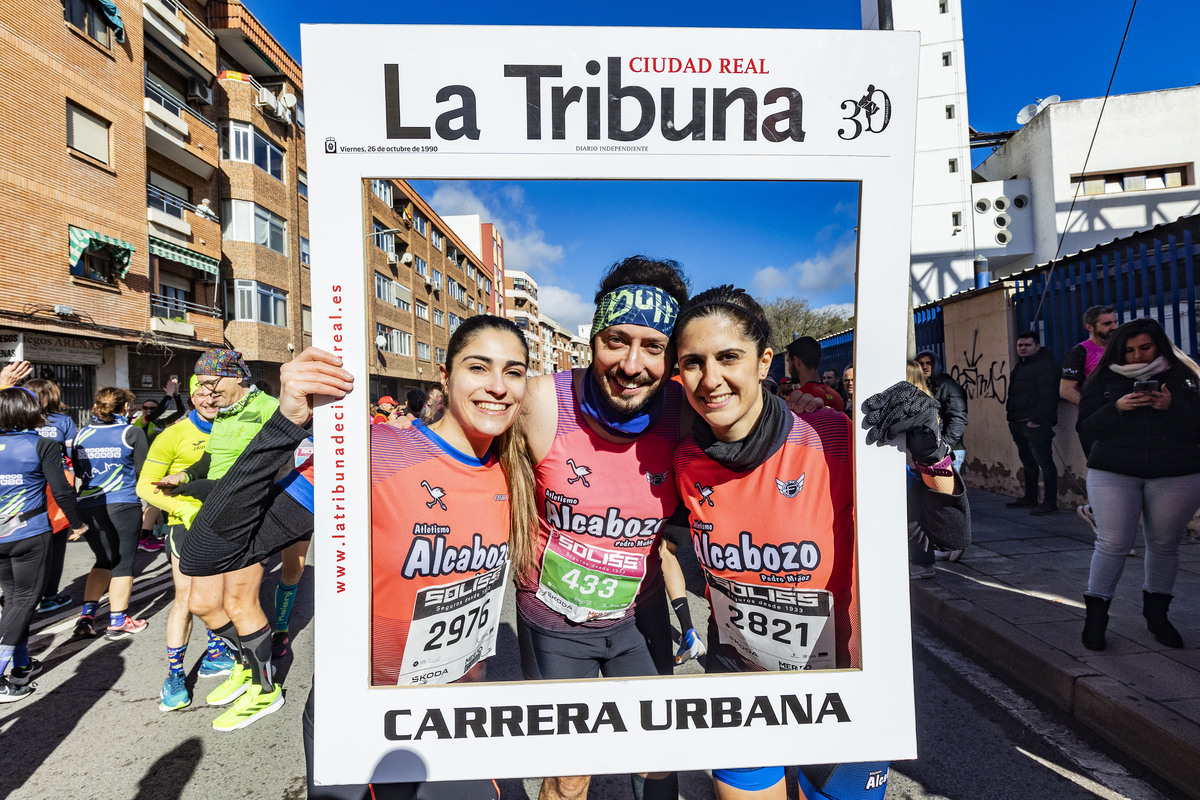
{"left": 673, "top": 408, "right": 859, "bottom": 671}
{"left": 370, "top": 423, "right": 511, "bottom": 686}
{"left": 518, "top": 370, "right": 683, "bottom": 630}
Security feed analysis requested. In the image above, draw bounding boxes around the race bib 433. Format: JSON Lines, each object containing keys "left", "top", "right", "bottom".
{"left": 535, "top": 530, "right": 646, "bottom": 623}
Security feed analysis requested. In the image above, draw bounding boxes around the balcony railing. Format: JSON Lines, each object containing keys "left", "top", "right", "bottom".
{"left": 147, "top": 184, "right": 218, "bottom": 222}
{"left": 151, "top": 292, "right": 222, "bottom": 319}
{"left": 145, "top": 77, "right": 216, "bottom": 130}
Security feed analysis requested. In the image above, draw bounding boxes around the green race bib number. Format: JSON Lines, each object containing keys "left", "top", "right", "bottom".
{"left": 535, "top": 530, "right": 646, "bottom": 623}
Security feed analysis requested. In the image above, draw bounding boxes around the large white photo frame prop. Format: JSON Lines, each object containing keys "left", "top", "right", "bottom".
{"left": 303, "top": 24, "right": 917, "bottom": 786}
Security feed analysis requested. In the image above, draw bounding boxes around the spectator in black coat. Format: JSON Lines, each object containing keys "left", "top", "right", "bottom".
{"left": 915, "top": 350, "right": 968, "bottom": 471}
{"left": 1005, "top": 330, "right": 1061, "bottom": 514}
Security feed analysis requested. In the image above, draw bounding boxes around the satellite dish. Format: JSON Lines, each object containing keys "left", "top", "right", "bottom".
{"left": 1036, "top": 95, "right": 1060, "bottom": 114}
{"left": 1016, "top": 104, "right": 1039, "bottom": 125}
{"left": 278, "top": 92, "right": 298, "bottom": 109}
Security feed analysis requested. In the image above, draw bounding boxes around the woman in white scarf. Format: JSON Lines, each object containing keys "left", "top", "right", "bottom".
{"left": 1077, "top": 318, "right": 1200, "bottom": 651}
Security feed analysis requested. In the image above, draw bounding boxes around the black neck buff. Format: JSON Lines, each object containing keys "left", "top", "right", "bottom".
{"left": 692, "top": 386, "right": 792, "bottom": 473}
{"left": 579, "top": 368, "right": 666, "bottom": 439}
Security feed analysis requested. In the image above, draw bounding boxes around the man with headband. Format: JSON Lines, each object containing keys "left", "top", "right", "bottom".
{"left": 517, "top": 256, "right": 689, "bottom": 800}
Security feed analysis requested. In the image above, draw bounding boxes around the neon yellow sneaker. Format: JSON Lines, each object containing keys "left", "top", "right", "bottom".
{"left": 205, "top": 662, "right": 251, "bottom": 706}
{"left": 212, "top": 683, "right": 284, "bottom": 731}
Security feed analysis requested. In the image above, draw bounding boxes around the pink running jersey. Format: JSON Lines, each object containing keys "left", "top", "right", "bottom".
{"left": 517, "top": 370, "right": 683, "bottom": 631}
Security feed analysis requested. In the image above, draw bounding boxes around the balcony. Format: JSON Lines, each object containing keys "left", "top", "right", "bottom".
{"left": 144, "top": 79, "right": 217, "bottom": 178}
{"left": 208, "top": 1, "right": 303, "bottom": 90}
{"left": 149, "top": 292, "right": 223, "bottom": 338}
{"left": 147, "top": 184, "right": 221, "bottom": 244}
{"left": 142, "top": 0, "right": 218, "bottom": 80}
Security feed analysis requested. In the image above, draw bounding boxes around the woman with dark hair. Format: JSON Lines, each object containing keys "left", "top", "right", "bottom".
{"left": 25, "top": 378, "right": 78, "bottom": 613}
{"left": 73, "top": 387, "right": 150, "bottom": 641}
{"left": 178, "top": 315, "right": 536, "bottom": 793}
{"left": 0, "top": 387, "right": 87, "bottom": 701}
{"left": 1077, "top": 318, "right": 1200, "bottom": 650}
{"left": 671, "top": 285, "right": 968, "bottom": 800}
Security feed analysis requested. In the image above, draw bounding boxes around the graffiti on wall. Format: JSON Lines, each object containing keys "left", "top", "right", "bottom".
{"left": 949, "top": 330, "right": 1008, "bottom": 404}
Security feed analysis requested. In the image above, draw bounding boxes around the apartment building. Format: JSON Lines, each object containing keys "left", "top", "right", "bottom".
{"left": 363, "top": 179, "right": 490, "bottom": 402}
{"left": 0, "top": 0, "right": 308, "bottom": 412}
{"left": 504, "top": 269, "right": 541, "bottom": 375}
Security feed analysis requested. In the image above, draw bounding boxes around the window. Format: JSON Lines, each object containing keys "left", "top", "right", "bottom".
{"left": 376, "top": 324, "right": 412, "bottom": 355}
{"left": 295, "top": 101, "right": 305, "bottom": 130}
{"left": 951, "top": 211, "right": 962, "bottom": 227}
{"left": 466, "top": 264, "right": 476, "bottom": 280}
{"left": 416, "top": 301, "right": 429, "bottom": 320}
{"left": 449, "top": 279, "right": 467, "bottom": 303}
{"left": 230, "top": 279, "right": 288, "bottom": 326}
{"left": 64, "top": 0, "right": 110, "bottom": 46}
{"left": 222, "top": 122, "right": 283, "bottom": 181}
{"left": 431, "top": 230, "right": 443, "bottom": 250}
{"left": 393, "top": 281, "right": 412, "bottom": 312}
{"left": 300, "top": 236, "right": 311, "bottom": 265}
{"left": 944, "top": 105, "right": 955, "bottom": 120}
{"left": 449, "top": 313, "right": 462, "bottom": 333}
{"left": 1073, "top": 164, "right": 1193, "bottom": 196}
{"left": 938, "top": 0, "right": 948, "bottom": 12}
{"left": 433, "top": 308, "right": 444, "bottom": 326}
{"left": 298, "top": 170, "right": 308, "bottom": 199}
{"left": 447, "top": 245, "right": 460, "bottom": 264}
{"left": 372, "top": 218, "right": 394, "bottom": 253}
{"left": 435, "top": 347, "right": 446, "bottom": 364}
{"left": 478, "top": 302, "right": 485, "bottom": 314}
{"left": 414, "top": 256, "right": 428, "bottom": 277}
{"left": 71, "top": 248, "right": 116, "bottom": 283}
{"left": 431, "top": 268, "right": 443, "bottom": 290}
{"left": 484, "top": 278, "right": 492, "bottom": 295}
{"left": 413, "top": 214, "right": 428, "bottom": 235}
{"left": 154, "top": 272, "right": 191, "bottom": 317}
{"left": 221, "top": 199, "right": 287, "bottom": 255}
{"left": 302, "top": 305, "right": 312, "bottom": 333}
{"left": 374, "top": 272, "right": 395, "bottom": 304}
{"left": 66, "top": 102, "right": 109, "bottom": 163}
{"left": 941, "top": 52, "right": 952, "bottom": 67}
{"left": 417, "top": 341, "right": 431, "bottom": 361}
{"left": 948, "top": 158, "right": 958, "bottom": 173}
{"left": 371, "top": 180, "right": 393, "bottom": 206}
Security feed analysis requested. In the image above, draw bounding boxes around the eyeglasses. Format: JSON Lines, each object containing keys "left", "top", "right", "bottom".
{"left": 142, "top": 404, "right": 157, "bottom": 411}
{"left": 196, "top": 377, "right": 223, "bottom": 391}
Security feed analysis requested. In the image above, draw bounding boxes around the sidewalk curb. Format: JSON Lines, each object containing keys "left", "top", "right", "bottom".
{"left": 911, "top": 583, "right": 1200, "bottom": 797}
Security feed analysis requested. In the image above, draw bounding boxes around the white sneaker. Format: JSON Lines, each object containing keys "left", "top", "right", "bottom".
{"left": 1076, "top": 505, "right": 1097, "bottom": 534}
{"left": 934, "top": 549, "right": 964, "bottom": 562}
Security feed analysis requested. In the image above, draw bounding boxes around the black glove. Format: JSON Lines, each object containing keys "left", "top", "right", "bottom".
{"left": 861, "top": 381, "right": 950, "bottom": 466}
{"left": 167, "top": 478, "right": 216, "bottom": 500}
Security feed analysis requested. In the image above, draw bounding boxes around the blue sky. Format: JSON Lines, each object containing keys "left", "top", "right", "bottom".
{"left": 244, "top": 1, "right": 1199, "bottom": 330}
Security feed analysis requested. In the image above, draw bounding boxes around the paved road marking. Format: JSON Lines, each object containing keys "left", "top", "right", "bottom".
{"left": 914, "top": 627, "right": 1168, "bottom": 800}
{"left": 31, "top": 560, "right": 174, "bottom": 636}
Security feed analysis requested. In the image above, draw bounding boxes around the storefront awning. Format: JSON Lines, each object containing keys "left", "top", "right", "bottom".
{"left": 149, "top": 236, "right": 219, "bottom": 277}
{"left": 68, "top": 225, "right": 135, "bottom": 277}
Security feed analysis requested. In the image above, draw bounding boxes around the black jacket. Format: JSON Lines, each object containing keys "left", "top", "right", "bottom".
{"left": 917, "top": 351, "right": 968, "bottom": 449}
{"left": 1077, "top": 366, "right": 1200, "bottom": 478}
{"left": 1007, "top": 347, "right": 1059, "bottom": 427}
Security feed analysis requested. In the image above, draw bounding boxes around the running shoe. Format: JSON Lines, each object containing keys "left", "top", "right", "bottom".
{"left": 1076, "top": 504, "right": 1098, "bottom": 534}
{"left": 36, "top": 593, "right": 72, "bottom": 614}
{"left": 212, "top": 682, "right": 284, "bottom": 732}
{"left": 909, "top": 564, "right": 936, "bottom": 579}
{"left": 159, "top": 672, "right": 190, "bottom": 712}
{"left": 0, "top": 677, "right": 34, "bottom": 703}
{"left": 138, "top": 536, "right": 165, "bottom": 553}
{"left": 271, "top": 631, "right": 290, "bottom": 660}
{"left": 104, "top": 617, "right": 148, "bottom": 641}
{"left": 675, "top": 628, "right": 706, "bottom": 665}
{"left": 8, "top": 659, "right": 42, "bottom": 686}
{"left": 198, "top": 651, "right": 236, "bottom": 678}
{"left": 206, "top": 662, "right": 251, "bottom": 706}
{"left": 72, "top": 615, "right": 97, "bottom": 639}
{"left": 934, "top": 549, "right": 964, "bottom": 562}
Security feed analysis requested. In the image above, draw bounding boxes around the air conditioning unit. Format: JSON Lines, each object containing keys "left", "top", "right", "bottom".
{"left": 400, "top": 252, "right": 414, "bottom": 265}
{"left": 256, "top": 86, "right": 279, "bottom": 113}
{"left": 187, "top": 80, "right": 213, "bottom": 105}
{"left": 387, "top": 252, "right": 400, "bottom": 266}
{"left": 271, "top": 104, "right": 292, "bottom": 124}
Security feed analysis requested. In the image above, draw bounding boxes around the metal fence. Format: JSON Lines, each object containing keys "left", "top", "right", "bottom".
{"left": 1012, "top": 217, "right": 1200, "bottom": 362}
{"left": 816, "top": 305, "right": 945, "bottom": 373}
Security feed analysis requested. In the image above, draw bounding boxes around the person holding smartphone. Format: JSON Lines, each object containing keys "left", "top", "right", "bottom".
{"left": 1077, "top": 318, "right": 1200, "bottom": 651}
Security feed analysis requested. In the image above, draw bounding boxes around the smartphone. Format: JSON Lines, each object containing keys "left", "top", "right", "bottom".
{"left": 1133, "top": 380, "right": 1160, "bottom": 393}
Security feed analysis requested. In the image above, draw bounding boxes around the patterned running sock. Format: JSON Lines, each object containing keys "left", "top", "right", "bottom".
{"left": 109, "top": 611, "right": 127, "bottom": 628}
{"left": 167, "top": 644, "right": 187, "bottom": 675}
{"left": 211, "top": 621, "right": 241, "bottom": 659}
{"left": 239, "top": 624, "right": 275, "bottom": 689}
{"left": 12, "top": 641, "right": 30, "bottom": 669}
{"left": 81, "top": 601, "right": 99, "bottom": 618}
{"left": 670, "top": 597, "right": 694, "bottom": 633}
{"left": 205, "top": 628, "right": 228, "bottom": 660}
{"left": 273, "top": 581, "right": 299, "bottom": 633}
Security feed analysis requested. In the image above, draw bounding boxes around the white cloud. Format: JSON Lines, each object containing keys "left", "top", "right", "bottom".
{"left": 429, "top": 183, "right": 564, "bottom": 272}
{"left": 538, "top": 285, "right": 594, "bottom": 334}
{"left": 749, "top": 240, "right": 857, "bottom": 301}
{"left": 817, "top": 302, "right": 855, "bottom": 319}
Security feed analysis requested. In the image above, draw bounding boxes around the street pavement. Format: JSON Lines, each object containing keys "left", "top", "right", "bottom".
{"left": 3, "top": 489, "right": 1198, "bottom": 798}
{"left": 910, "top": 490, "right": 1200, "bottom": 799}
